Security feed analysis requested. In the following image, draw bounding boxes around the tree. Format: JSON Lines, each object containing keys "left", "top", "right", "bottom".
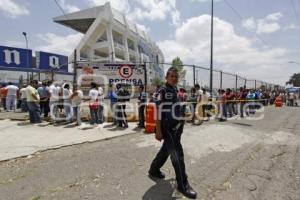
{"left": 171, "top": 57, "right": 186, "bottom": 81}
{"left": 286, "top": 73, "right": 300, "bottom": 87}
{"left": 152, "top": 77, "right": 164, "bottom": 86}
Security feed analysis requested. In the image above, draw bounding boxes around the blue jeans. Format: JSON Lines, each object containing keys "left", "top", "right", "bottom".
{"left": 21, "top": 98, "right": 28, "bottom": 112}
{"left": 64, "top": 103, "right": 72, "bottom": 123}
{"left": 110, "top": 102, "right": 117, "bottom": 124}
{"left": 90, "top": 108, "right": 99, "bottom": 125}
{"left": 138, "top": 105, "right": 145, "bottom": 127}
{"left": 50, "top": 101, "right": 59, "bottom": 122}
{"left": 27, "top": 102, "right": 41, "bottom": 123}
{"left": 6, "top": 95, "right": 16, "bottom": 111}
{"left": 98, "top": 104, "right": 104, "bottom": 123}
{"left": 73, "top": 106, "right": 82, "bottom": 126}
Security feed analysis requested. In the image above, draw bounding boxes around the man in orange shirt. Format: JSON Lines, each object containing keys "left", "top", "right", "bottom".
{"left": 0, "top": 83, "right": 8, "bottom": 111}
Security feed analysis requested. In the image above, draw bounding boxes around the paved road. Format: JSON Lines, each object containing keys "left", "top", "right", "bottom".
{"left": 0, "top": 106, "right": 299, "bottom": 200}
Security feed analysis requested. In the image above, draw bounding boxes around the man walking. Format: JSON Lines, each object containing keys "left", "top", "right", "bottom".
{"left": 148, "top": 67, "right": 197, "bottom": 199}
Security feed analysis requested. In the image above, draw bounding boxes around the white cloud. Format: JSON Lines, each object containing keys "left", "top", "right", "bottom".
{"left": 190, "top": 0, "right": 222, "bottom": 2}
{"left": 265, "top": 12, "right": 282, "bottom": 21}
{"left": 0, "top": 0, "right": 29, "bottom": 18}
{"left": 87, "top": 0, "right": 181, "bottom": 26}
{"left": 129, "top": 0, "right": 181, "bottom": 26}
{"left": 59, "top": 0, "right": 80, "bottom": 13}
{"left": 136, "top": 23, "right": 150, "bottom": 33}
{"left": 36, "top": 33, "right": 83, "bottom": 56}
{"left": 284, "top": 23, "right": 298, "bottom": 30}
{"left": 87, "top": 0, "right": 130, "bottom": 13}
{"left": 158, "top": 15, "right": 290, "bottom": 85}
{"left": 242, "top": 17, "right": 256, "bottom": 30}
{"left": 242, "top": 12, "right": 283, "bottom": 34}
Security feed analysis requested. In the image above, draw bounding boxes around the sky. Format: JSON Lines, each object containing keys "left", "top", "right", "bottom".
{"left": 0, "top": 0, "right": 300, "bottom": 86}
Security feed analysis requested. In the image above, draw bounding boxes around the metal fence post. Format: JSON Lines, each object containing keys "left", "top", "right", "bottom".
{"left": 219, "top": 71, "right": 222, "bottom": 89}
{"left": 73, "top": 49, "right": 77, "bottom": 87}
{"left": 235, "top": 74, "right": 238, "bottom": 91}
{"left": 193, "top": 65, "right": 196, "bottom": 86}
{"left": 255, "top": 80, "right": 257, "bottom": 89}
{"left": 144, "top": 61, "right": 147, "bottom": 93}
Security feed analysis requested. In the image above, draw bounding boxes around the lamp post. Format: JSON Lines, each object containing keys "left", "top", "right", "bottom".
{"left": 209, "top": 0, "right": 214, "bottom": 94}
{"left": 289, "top": 61, "right": 300, "bottom": 66}
{"left": 22, "top": 32, "right": 30, "bottom": 84}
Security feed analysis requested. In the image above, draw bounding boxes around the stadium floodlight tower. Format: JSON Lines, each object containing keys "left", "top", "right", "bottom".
{"left": 53, "top": 2, "right": 165, "bottom": 83}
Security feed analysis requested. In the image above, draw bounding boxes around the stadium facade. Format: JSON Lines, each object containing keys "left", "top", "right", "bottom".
{"left": 54, "top": 2, "right": 165, "bottom": 83}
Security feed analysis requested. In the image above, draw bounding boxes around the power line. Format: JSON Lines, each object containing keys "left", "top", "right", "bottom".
{"left": 290, "top": 0, "right": 300, "bottom": 25}
{"left": 53, "top": 0, "right": 69, "bottom": 20}
{"left": 223, "top": 0, "right": 270, "bottom": 47}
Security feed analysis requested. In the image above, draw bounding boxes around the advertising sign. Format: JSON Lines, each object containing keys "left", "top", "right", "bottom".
{"left": 36, "top": 51, "right": 68, "bottom": 72}
{"left": 77, "top": 63, "right": 144, "bottom": 86}
{"left": 0, "top": 45, "right": 32, "bottom": 68}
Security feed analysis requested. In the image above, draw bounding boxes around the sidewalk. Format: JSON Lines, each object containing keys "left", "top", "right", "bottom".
{"left": 0, "top": 120, "right": 144, "bottom": 162}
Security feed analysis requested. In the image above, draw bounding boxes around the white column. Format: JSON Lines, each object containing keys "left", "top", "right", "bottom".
{"left": 123, "top": 35, "right": 129, "bottom": 62}
{"left": 107, "top": 24, "right": 115, "bottom": 62}
{"left": 123, "top": 14, "right": 130, "bottom": 62}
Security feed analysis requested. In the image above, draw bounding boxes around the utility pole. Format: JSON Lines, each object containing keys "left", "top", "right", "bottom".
{"left": 73, "top": 49, "right": 77, "bottom": 87}
{"left": 220, "top": 71, "right": 223, "bottom": 89}
{"left": 209, "top": 0, "right": 214, "bottom": 94}
{"left": 144, "top": 62, "right": 147, "bottom": 93}
{"left": 193, "top": 65, "right": 196, "bottom": 86}
{"left": 22, "top": 32, "right": 29, "bottom": 84}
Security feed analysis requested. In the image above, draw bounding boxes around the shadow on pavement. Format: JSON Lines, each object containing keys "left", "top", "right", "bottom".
{"left": 103, "top": 124, "right": 116, "bottom": 128}
{"left": 36, "top": 122, "right": 51, "bottom": 127}
{"left": 143, "top": 178, "right": 178, "bottom": 200}
{"left": 64, "top": 124, "right": 78, "bottom": 128}
{"left": 107, "top": 126, "right": 128, "bottom": 132}
{"left": 17, "top": 121, "right": 32, "bottom": 126}
{"left": 133, "top": 126, "right": 144, "bottom": 132}
{"left": 231, "top": 122, "right": 253, "bottom": 127}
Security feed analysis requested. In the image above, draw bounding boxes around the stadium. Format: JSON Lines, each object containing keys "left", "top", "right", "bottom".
{"left": 54, "top": 2, "right": 165, "bottom": 84}
{"left": 0, "top": 2, "right": 164, "bottom": 86}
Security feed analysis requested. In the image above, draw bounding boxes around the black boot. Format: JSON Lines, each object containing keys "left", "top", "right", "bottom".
{"left": 178, "top": 183, "right": 197, "bottom": 199}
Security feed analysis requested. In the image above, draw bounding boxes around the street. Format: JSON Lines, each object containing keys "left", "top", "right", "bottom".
{"left": 0, "top": 106, "right": 300, "bottom": 200}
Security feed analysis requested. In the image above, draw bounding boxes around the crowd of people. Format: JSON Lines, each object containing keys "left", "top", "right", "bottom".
{"left": 0, "top": 80, "right": 298, "bottom": 128}
{"left": 0, "top": 80, "right": 138, "bottom": 128}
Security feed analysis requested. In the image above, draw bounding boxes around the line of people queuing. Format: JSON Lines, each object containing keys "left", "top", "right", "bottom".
{"left": 0, "top": 80, "right": 295, "bottom": 127}
{"left": 161, "top": 84, "right": 290, "bottom": 124}
{"left": 0, "top": 80, "right": 136, "bottom": 128}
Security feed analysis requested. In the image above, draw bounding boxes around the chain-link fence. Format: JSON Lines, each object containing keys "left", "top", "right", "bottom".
{"left": 70, "top": 60, "right": 284, "bottom": 96}
{"left": 157, "top": 64, "right": 283, "bottom": 92}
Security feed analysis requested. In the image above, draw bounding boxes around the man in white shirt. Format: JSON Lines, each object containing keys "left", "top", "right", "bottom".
{"left": 89, "top": 82, "right": 100, "bottom": 125}
{"left": 6, "top": 82, "right": 19, "bottom": 111}
{"left": 62, "top": 83, "right": 73, "bottom": 123}
{"left": 49, "top": 81, "right": 60, "bottom": 122}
